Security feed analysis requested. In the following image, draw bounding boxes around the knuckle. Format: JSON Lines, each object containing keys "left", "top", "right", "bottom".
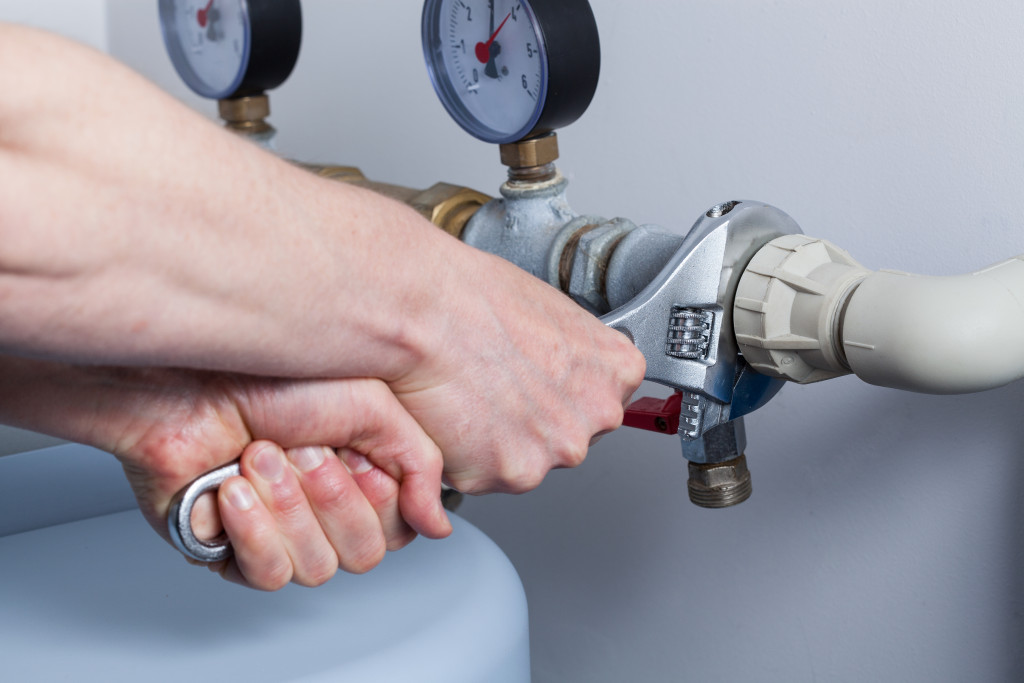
{"left": 521, "top": 471, "right": 548, "bottom": 493}
{"left": 309, "top": 474, "right": 349, "bottom": 508}
{"left": 446, "top": 474, "right": 489, "bottom": 495}
{"left": 560, "top": 441, "right": 588, "bottom": 469}
{"left": 444, "top": 466, "right": 492, "bottom": 495}
{"left": 551, "top": 427, "right": 590, "bottom": 469}
{"left": 268, "top": 488, "right": 310, "bottom": 527}
{"left": 595, "top": 399, "right": 625, "bottom": 432}
{"left": 424, "top": 442, "right": 445, "bottom": 472}
{"left": 449, "top": 453, "right": 548, "bottom": 494}
{"left": 339, "top": 535, "right": 386, "bottom": 575}
{"left": 305, "top": 470, "right": 361, "bottom": 517}
{"left": 497, "top": 459, "right": 547, "bottom": 494}
{"left": 251, "top": 561, "right": 293, "bottom": 592}
{"left": 611, "top": 337, "right": 647, "bottom": 387}
{"left": 628, "top": 343, "right": 647, "bottom": 374}
{"left": 399, "top": 442, "right": 444, "bottom": 483}
{"left": 299, "top": 557, "right": 339, "bottom": 588}
{"left": 374, "top": 478, "right": 401, "bottom": 510}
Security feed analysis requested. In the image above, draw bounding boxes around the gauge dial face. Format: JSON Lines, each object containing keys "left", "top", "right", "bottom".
{"left": 160, "top": 0, "right": 252, "bottom": 99}
{"left": 423, "top": 0, "right": 548, "bottom": 144}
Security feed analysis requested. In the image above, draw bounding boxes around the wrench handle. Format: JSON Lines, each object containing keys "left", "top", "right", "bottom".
{"left": 167, "top": 461, "right": 241, "bottom": 563}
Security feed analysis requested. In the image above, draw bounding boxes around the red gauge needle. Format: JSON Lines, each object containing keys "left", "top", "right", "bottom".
{"left": 197, "top": 0, "right": 215, "bottom": 28}
{"left": 475, "top": 12, "right": 512, "bottom": 64}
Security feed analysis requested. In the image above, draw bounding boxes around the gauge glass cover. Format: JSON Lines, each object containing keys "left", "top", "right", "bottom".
{"left": 423, "top": 0, "right": 549, "bottom": 144}
{"left": 160, "top": 0, "right": 252, "bottom": 99}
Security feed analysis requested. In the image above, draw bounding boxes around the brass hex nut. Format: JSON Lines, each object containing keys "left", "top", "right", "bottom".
{"left": 218, "top": 95, "right": 271, "bottom": 123}
{"left": 499, "top": 133, "right": 560, "bottom": 169}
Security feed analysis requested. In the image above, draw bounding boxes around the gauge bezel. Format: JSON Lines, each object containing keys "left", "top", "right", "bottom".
{"left": 422, "top": 0, "right": 600, "bottom": 144}
{"left": 159, "top": 0, "right": 302, "bottom": 100}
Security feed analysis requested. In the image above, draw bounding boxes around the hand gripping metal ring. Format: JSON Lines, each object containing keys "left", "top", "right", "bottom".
{"left": 167, "top": 462, "right": 241, "bottom": 563}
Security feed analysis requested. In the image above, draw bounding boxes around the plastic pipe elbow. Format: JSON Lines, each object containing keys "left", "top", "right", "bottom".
{"left": 842, "top": 257, "right": 1024, "bottom": 394}
{"left": 734, "top": 234, "right": 1024, "bottom": 395}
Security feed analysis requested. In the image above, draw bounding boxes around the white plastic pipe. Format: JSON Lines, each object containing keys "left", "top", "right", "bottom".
{"left": 734, "top": 235, "right": 1024, "bottom": 395}
{"left": 842, "top": 256, "right": 1024, "bottom": 394}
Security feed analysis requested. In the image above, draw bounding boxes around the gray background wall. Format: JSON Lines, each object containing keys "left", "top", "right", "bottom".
{"left": 6, "top": 1, "right": 1023, "bottom": 681}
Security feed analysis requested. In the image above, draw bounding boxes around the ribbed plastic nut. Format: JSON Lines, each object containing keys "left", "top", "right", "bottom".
{"left": 733, "top": 234, "right": 871, "bottom": 383}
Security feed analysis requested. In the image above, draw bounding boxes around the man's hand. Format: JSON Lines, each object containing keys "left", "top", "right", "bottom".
{"left": 391, "top": 249, "right": 647, "bottom": 495}
{"left": 0, "top": 358, "right": 451, "bottom": 590}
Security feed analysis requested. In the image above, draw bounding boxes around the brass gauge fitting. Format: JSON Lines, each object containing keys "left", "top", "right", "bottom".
{"left": 407, "top": 183, "right": 492, "bottom": 240}
{"left": 298, "top": 164, "right": 491, "bottom": 241}
{"left": 500, "top": 133, "right": 560, "bottom": 183}
{"left": 218, "top": 94, "right": 274, "bottom": 137}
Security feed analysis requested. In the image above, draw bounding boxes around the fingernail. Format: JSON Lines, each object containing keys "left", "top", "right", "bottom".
{"left": 225, "top": 479, "right": 255, "bottom": 511}
{"left": 253, "top": 446, "right": 285, "bottom": 483}
{"left": 288, "top": 446, "right": 326, "bottom": 473}
{"left": 340, "top": 450, "right": 374, "bottom": 475}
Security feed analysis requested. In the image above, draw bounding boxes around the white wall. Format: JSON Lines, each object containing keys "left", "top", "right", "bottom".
{"left": 0, "top": 0, "right": 107, "bottom": 47}
{"left": 92, "top": 1, "right": 1024, "bottom": 680}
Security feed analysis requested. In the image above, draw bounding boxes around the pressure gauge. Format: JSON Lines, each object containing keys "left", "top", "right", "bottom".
{"left": 159, "top": 0, "right": 302, "bottom": 100}
{"left": 422, "top": 0, "right": 600, "bottom": 144}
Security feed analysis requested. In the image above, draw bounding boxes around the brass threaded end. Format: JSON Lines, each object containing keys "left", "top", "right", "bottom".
{"left": 687, "top": 455, "right": 753, "bottom": 508}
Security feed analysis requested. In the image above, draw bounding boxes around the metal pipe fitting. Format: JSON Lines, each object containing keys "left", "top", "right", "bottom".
{"left": 565, "top": 218, "right": 638, "bottom": 315}
{"left": 601, "top": 201, "right": 801, "bottom": 438}
{"left": 687, "top": 453, "right": 753, "bottom": 508}
{"left": 301, "top": 161, "right": 804, "bottom": 510}
{"left": 500, "top": 133, "right": 560, "bottom": 184}
{"left": 461, "top": 172, "right": 590, "bottom": 285}
{"left": 464, "top": 188, "right": 802, "bottom": 509}
{"left": 684, "top": 410, "right": 751, "bottom": 508}
{"left": 299, "top": 164, "right": 490, "bottom": 240}
{"left": 219, "top": 94, "right": 276, "bottom": 150}
{"left": 605, "top": 228, "right": 686, "bottom": 310}
{"left": 681, "top": 415, "right": 747, "bottom": 465}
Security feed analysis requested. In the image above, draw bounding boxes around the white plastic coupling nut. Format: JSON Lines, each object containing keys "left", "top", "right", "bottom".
{"left": 733, "top": 234, "right": 871, "bottom": 384}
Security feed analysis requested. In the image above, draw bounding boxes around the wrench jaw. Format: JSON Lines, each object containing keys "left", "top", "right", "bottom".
{"left": 676, "top": 361, "right": 786, "bottom": 449}
{"left": 604, "top": 200, "right": 801, "bottom": 432}
{"left": 605, "top": 201, "right": 802, "bottom": 506}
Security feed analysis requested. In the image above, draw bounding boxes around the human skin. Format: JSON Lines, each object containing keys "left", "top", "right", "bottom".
{"left": 0, "top": 25, "right": 646, "bottom": 582}
{"left": 0, "top": 355, "right": 452, "bottom": 590}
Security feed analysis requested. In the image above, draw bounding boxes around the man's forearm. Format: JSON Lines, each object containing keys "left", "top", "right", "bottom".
{"left": 0, "top": 24, "right": 454, "bottom": 381}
